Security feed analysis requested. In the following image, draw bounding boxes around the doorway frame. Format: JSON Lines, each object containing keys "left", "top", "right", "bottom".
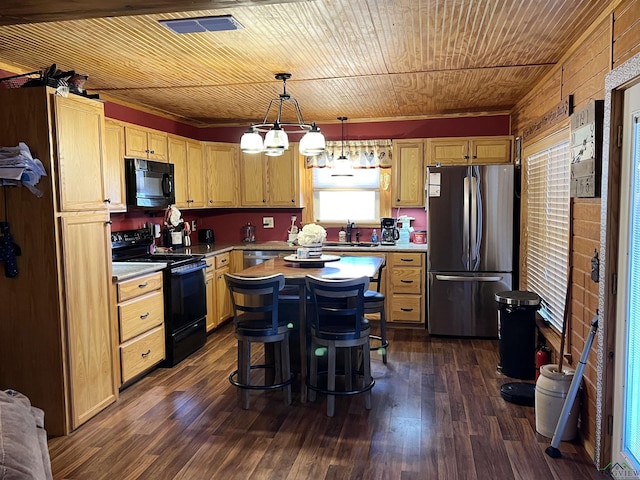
{"left": 597, "top": 51, "right": 640, "bottom": 468}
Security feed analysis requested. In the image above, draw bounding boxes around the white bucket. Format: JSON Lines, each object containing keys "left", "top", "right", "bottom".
{"left": 535, "top": 364, "right": 580, "bottom": 440}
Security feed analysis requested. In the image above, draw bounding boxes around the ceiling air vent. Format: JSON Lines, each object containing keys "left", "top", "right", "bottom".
{"left": 159, "top": 15, "right": 244, "bottom": 34}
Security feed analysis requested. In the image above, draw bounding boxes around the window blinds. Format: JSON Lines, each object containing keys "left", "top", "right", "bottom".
{"left": 526, "top": 138, "right": 571, "bottom": 330}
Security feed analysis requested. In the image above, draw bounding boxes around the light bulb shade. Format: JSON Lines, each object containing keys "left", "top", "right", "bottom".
{"left": 264, "top": 147, "right": 285, "bottom": 157}
{"left": 299, "top": 124, "right": 326, "bottom": 155}
{"left": 264, "top": 125, "right": 289, "bottom": 151}
{"left": 240, "top": 128, "right": 264, "bottom": 153}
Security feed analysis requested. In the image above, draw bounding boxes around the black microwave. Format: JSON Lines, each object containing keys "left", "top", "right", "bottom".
{"left": 125, "top": 158, "right": 175, "bottom": 208}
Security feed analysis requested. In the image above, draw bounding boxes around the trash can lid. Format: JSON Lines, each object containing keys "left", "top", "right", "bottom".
{"left": 495, "top": 290, "right": 541, "bottom": 306}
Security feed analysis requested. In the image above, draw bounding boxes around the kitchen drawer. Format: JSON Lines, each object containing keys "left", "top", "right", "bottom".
{"left": 117, "top": 271, "right": 163, "bottom": 302}
{"left": 390, "top": 252, "right": 423, "bottom": 267}
{"left": 205, "top": 257, "right": 215, "bottom": 278}
{"left": 390, "top": 295, "right": 422, "bottom": 322}
{"left": 120, "top": 325, "right": 165, "bottom": 383}
{"left": 215, "top": 252, "right": 230, "bottom": 269}
{"left": 119, "top": 290, "right": 164, "bottom": 342}
{"left": 390, "top": 268, "right": 423, "bottom": 293}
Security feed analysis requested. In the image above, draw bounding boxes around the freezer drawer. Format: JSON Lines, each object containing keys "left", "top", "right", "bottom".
{"left": 428, "top": 272, "right": 512, "bottom": 337}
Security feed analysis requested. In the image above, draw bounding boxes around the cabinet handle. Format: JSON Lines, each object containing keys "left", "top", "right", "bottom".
{"left": 400, "top": 279, "right": 414, "bottom": 283}
{"left": 104, "top": 198, "right": 111, "bottom": 203}
{"left": 400, "top": 258, "right": 414, "bottom": 262}
{"left": 150, "top": 150, "right": 155, "bottom": 154}
{"left": 141, "top": 349, "right": 151, "bottom": 358}
{"left": 138, "top": 282, "right": 148, "bottom": 288}
{"left": 400, "top": 308, "right": 414, "bottom": 312}
{"left": 464, "top": 155, "right": 470, "bottom": 159}
{"left": 145, "top": 149, "right": 150, "bottom": 153}
{"left": 105, "top": 220, "right": 113, "bottom": 225}
{"left": 209, "top": 199, "right": 214, "bottom": 203}
{"left": 472, "top": 155, "right": 477, "bottom": 159}
{"left": 140, "top": 312, "right": 150, "bottom": 319}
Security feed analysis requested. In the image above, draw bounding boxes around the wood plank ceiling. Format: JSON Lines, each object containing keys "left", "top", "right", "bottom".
{"left": 0, "top": 0, "right": 614, "bottom": 127}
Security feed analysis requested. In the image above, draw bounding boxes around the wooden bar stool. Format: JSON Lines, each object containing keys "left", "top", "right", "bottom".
{"left": 365, "top": 263, "right": 389, "bottom": 364}
{"left": 305, "top": 275, "right": 374, "bottom": 417}
{"left": 225, "top": 273, "right": 295, "bottom": 409}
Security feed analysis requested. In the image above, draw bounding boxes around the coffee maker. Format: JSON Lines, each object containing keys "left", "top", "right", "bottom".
{"left": 380, "top": 217, "right": 399, "bottom": 245}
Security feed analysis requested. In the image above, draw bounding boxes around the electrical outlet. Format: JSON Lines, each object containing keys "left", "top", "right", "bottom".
{"left": 263, "top": 217, "right": 274, "bottom": 229}
{"left": 191, "top": 220, "right": 197, "bottom": 231}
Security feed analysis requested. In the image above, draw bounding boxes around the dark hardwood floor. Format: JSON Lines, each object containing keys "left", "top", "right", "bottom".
{"left": 49, "top": 323, "right": 604, "bottom": 479}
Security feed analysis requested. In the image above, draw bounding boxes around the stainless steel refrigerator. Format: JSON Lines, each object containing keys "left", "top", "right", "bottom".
{"left": 427, "top": 165, "right": 513, "bottom": 337}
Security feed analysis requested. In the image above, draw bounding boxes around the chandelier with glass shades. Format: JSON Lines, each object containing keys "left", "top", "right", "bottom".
{"left": 240, "top": 73, "right": 326, "bottom": 157}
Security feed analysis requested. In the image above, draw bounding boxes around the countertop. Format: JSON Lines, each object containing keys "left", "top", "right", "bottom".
{"left": 112, "top": 241, "right": 427, "bottom": 280}
{"left": 177, "top": 241, "right": 428, "bottom": 256}
{"left": 112, "top": 261, "right": 167, "bottom": 282}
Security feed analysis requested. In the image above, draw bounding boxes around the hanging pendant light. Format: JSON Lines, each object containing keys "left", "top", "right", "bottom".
{"left": 332, "top": 116, "right": 353, "bottom": 177}
{"left": 240, "top": 73, "right": 326, "bottom": 156}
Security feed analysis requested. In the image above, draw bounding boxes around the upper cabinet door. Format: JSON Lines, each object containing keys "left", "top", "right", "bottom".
{"left": 267, "top": 145, "right": 300, "bottom": 207}
{"left": 426, "top": 138, "right": 469, "bottom": 166}
{"left": 54, "top": 94, "right": 107, "bottom": 212}
{"left": 147, "top": 131, "right": 168, "bottom": 161}
{"left": 168, "top": 136, "right": 189, "bottom": 208}
{"left": 187, "top": 141, "right": 206, "bottom": 208}
{"left": 469, "top": 137, "right": 512, "bottom": 164}
{"left": 103, "top": 120, "right": 127, "bottom": 212}
{"left": 205, "top": 143, "right": 239, "bottom": 207}
{"left": 392, "top": 140, "right": 425, "bottom": 207}
{"left": 240, "top": 152, "right": 266, "bottom": 206}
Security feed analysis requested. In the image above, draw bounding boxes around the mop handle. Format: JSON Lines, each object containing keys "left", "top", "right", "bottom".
{"left": 549, "top": 315, "right": 599, "bottom": 450}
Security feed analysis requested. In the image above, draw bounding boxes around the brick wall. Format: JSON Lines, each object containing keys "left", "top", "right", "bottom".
{"left": 511, "top": 0, "right": 640, "bottom": 459}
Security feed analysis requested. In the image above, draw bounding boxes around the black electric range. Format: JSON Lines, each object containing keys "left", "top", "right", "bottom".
{"left": 112, "top": 228, "right": 208, "bottom": 366}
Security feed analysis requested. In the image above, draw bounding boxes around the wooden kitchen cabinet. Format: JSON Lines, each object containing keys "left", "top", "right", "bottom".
{"left": 0, "top": 86, "right": 119, "bottom": 436}
{"left": 113, "top": 271, "right": 165, "bottom": 384}
{"left": 426, "top": 136, "right": 512, "bottom": 166}
{"left": 54, "top": 93, "right": 110, "bottom": 212}
{"left": 169, "top": 136, "right": 206, "bottom": 209}
{"left": 124, "top": 124, "right": 168, "bottom": 161}
{"left": 61, "top": 212, "right": 118, "bottom": 428}
{"left": 103, "top": 119, "right": 127, "bottom": 212}
{"left": 205, "top": 252, "right": 232, "bottom": 332}
{"left": 392, "top": 140, "right": 425, "bottom": 207}
{"left": 186, "top": 141, "right": 206, "bottom": 208}
{"left": 204, "top": 142, "right": 239, "bottom": 207}
{"left": 387, "top": 252, "right": 425, "bottom": 324}
{"left": 240, "top": 145, "right": 301, "bottom": 207}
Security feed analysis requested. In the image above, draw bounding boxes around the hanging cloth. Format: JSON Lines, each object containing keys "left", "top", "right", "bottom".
{"left": 305, "top": 139, "right": 392, "bottom": 169}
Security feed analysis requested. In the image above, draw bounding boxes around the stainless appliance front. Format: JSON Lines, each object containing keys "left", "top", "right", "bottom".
{"left": 427, "top": 165, "right": 514, "bottom": 337}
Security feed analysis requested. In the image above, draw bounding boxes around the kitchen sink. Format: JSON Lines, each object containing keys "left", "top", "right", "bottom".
{"left": 323, "top": 242, "right": 379, "bottom": 248}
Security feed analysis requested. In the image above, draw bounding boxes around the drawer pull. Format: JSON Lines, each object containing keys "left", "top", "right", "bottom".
{"left": 138, "top": 282, "right": 148, "bottom": 288}
{"left": 140, "top": 312, "right": 150, "bottom": 319}
{"left": 141, "top": 349, "right": 151, "bottom": 358}
{"left": 400, "top": 308, "right": 414, "bottom": 312}
{"left": 400, "top": 258, "right": 414, "bottom": 262}
{"left": 400, "top": 279, "right": 414, "bottom": 283}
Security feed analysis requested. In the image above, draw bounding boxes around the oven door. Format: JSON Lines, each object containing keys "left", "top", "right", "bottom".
{"left": 168, "top": 261, "right": 207, "bottom": 332}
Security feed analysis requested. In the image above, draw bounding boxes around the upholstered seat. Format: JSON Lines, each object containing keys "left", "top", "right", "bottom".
{"left": 305, "top": 275, "right": 374, "bottom": 417}
{"left": 225, "top": 273, "right": 295, "bottom": 409}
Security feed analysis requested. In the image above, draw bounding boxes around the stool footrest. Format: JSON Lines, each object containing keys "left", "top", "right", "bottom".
{"left": 369, "top": 334, "right": 389, "bottom": 350}
{"left": 229, "top": 365, "right": 296, "bottom": 391}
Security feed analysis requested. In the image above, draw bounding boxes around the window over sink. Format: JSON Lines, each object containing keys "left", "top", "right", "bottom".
{"left": 312, "top": 167, "right": 380, "bottom": 224}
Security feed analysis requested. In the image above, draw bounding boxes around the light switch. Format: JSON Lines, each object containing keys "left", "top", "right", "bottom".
{"left": 263, "top": 217, "right": 274, "bottom": 228}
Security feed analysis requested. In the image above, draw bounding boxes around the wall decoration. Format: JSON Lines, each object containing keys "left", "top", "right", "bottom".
{"left": 570, "top": 100, "right": 604, "bottom": 198}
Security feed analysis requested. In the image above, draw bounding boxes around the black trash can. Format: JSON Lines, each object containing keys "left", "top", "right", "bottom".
{"left": 495, "top": 290, "right": 541, "bottom": 380}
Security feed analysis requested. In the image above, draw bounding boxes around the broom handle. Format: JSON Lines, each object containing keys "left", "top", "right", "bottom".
{"left": 558, "top": 268, "right": 572, "bottom": 373}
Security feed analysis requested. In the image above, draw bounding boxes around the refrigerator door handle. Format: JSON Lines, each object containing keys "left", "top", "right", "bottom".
{"left": 435, "top": 274, "right": 504, "bottom": 282}
{"left": 470, "top": 172, "right": 478, "bottom": 269}
{"left": 463, "top": 175, "right": 470, "bottom": 270}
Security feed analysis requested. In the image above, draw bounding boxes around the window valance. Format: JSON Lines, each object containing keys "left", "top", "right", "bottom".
{"left": 305, "top": 140, "right": 392, "bottom": 169}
